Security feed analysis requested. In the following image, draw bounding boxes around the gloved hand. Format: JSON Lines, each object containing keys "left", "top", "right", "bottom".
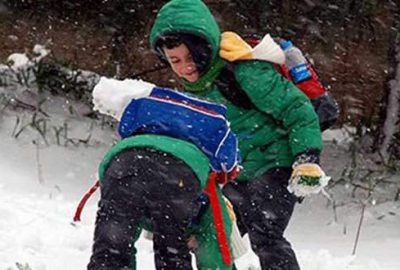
{"left": 219, "top": 31, "right": 285, "bottom": 64}
{"left": 92, "top": 77, "right": 155, "bottom": 120}
{"left": 287, "top": 163, "right": 330, "bottom": 197}
{"left": 220, "top": 31, "right": 253, "bottom": 61}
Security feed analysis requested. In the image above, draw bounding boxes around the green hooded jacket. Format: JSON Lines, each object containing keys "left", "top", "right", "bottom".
{"left": 150, "top": 0, "right": 323, "bottom": 181}
{"left": 98, "top": 138, "right": 233, "bottom": 268}
{"left": 98, "top": 135, "right": 233, "bottom": 269}
{"left": 98, "top": 135, "right": 210, "bottom": 187}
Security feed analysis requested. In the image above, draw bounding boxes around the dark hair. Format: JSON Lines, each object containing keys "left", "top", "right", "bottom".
{"left": 156, "top": 34, "right": 184, "bottom": 50}
{"left": 154, "top": 33, "right": 213, "bottom": 75}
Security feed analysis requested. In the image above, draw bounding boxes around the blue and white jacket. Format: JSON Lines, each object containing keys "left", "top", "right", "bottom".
{"left": 118, "top": 87, "right": 240, "bottom": 173}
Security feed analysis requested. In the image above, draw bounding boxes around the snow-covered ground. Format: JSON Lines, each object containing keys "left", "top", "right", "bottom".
{"left": 0, "top": 103, "right": 399, "bottom": 270}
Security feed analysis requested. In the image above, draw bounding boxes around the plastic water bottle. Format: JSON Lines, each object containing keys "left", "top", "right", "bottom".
{"left": 280, "top": 40, "right": 311, "bottom": 84}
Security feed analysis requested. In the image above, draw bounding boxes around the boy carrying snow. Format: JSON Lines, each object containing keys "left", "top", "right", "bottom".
{"left": 87, "top": 78, "right": 242, "bottom": 270}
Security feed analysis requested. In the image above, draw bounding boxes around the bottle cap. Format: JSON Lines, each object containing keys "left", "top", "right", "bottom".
{"left": 280, "top": 40, "right": 293, "bottom": 50}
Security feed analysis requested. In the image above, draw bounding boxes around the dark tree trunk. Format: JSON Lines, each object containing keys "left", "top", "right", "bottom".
{"left": 379, "top": 2, "right": 400, "bottom": 162}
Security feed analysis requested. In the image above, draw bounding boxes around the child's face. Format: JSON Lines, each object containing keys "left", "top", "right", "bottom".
{"left": 163, "top": 43, "right": 200, "bottom": 83}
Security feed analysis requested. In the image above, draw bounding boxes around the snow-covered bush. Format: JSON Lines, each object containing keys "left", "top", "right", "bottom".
{"left": 0, "top": 45, "right": 117, "bottom": 148}
{"left": 1, "top": 44, "right": 99, "bottom": 107}
{"left": 325, "top": 127, "right": 400, "bottom": 203}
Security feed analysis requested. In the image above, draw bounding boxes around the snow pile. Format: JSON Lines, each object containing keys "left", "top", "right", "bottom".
{"left": 322, "top": 127, "right": 355, "bottom": 143}
{"left": 0, "top": 189, "right": 94, "bottom": 270}
{"left": 6, "top": 44, "right": 50, "bottom": 72}
{"left": 1, "top": 44, "right": 99, "bottom": 109}
{"left": 94, "top": 77, "right": 155, "bottom": 98}
{"left": 297, "top": 250, "right": 379, "bottom": 270}
{"left": 0, "top": 187, "right": 156, "bottom": 270}
{"left": 32, "top": 44, "right": 50, "bottom": 61}
{"left": 92, "top": 77, "right": 154, "bottom": 119}
{"left": 1, "top": 186, "right": 396, "bottom": 270}
{"left": 7, "top": 53, "right": 31, "bottom": 71}
{"left": 1, "top": 107, "right": 399, "bottom": 269}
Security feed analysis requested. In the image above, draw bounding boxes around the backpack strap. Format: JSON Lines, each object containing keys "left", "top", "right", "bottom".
{"left": 312, "top": 92, "right": 340, "bottom": 131}
{"left": 214, "top": 62, "right": 255, "bottom": 110}
{"left": 215, "top": 62, "right": 339, "bottom": 131}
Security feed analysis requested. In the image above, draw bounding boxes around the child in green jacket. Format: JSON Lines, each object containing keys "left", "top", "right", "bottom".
{"left": 87, "top": 78, "right": 241, "bottom": 269}
{"left": 149, "top": 1, "right": 329, "bottom": 269}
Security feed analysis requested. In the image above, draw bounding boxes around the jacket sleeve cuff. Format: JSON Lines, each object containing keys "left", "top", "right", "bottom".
{"left": 293, "top": 149, "right": 320, "bottom": 167}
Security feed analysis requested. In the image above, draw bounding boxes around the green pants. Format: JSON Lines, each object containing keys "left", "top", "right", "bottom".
{"left": 129, "top": 188, "right": 233, "bottom": 270}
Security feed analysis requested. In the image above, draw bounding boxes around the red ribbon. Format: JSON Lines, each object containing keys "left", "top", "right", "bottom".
{"left": 73, "top": 180, "right": 100, "bottom": 222}
{"left": 204, "top": 172, "right": 233, "bottom": 265}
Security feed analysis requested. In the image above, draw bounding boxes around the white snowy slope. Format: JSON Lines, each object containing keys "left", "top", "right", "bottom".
{"left": 0, "top": 107, "right": 399, "bottom": 270}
